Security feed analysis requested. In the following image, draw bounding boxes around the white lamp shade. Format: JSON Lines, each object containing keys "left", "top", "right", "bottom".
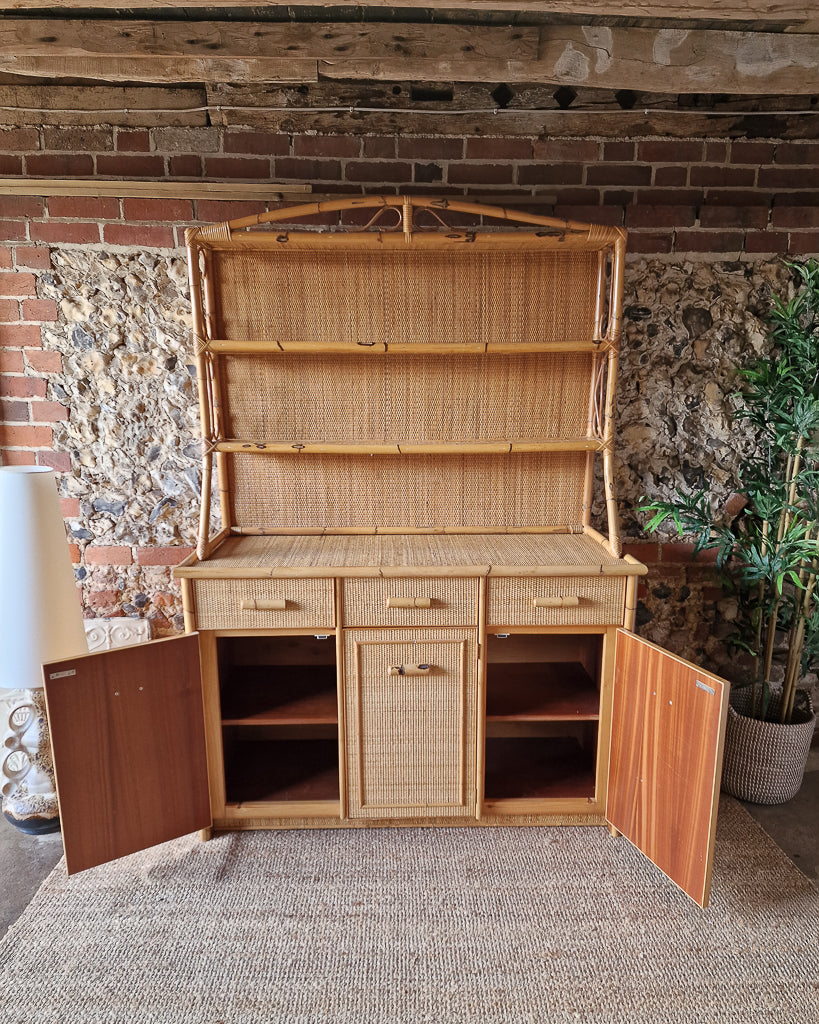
{"left": 0, "top": 467, "right": 88, "bottom": 690}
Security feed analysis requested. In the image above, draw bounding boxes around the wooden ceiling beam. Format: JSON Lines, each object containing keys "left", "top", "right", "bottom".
{"left": 0, "top": 1, "right": 813, "bottom": 26}
{"left": 1, "top": 21, "right": 818, "bottom": 94}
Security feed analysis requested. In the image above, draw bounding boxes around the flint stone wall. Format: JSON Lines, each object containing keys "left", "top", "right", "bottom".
{"left": 36, "top": 249, "right": 793, "bottom": 669}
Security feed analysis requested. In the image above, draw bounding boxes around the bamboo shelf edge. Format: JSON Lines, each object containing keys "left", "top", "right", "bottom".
{"left": 215, "top": 439, "right": 606, "bottom": 455}
{"left": 174, "top": 563, "right": 647, "bottom": 580}
{"left": 206, "top": 339, "right": 613, "bottom": 354}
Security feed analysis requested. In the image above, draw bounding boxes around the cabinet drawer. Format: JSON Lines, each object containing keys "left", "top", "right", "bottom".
{"left": 487, "top": 576, "right": 625, "bottom": 627}
{"left": 192, "top": 578, "right": 334, "bottom": 630}
{"left": 342, "top": 577, "right": 478, "bottom": 627}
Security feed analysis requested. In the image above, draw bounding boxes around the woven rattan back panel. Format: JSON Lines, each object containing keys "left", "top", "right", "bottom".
{"left": 210, "top": 249, "right": 601, "bottom": 347}
{"left": 227, "top": 452, "right": 588, "bottom": 529}
{"left": 219, "top": 351, "right": 594, "bottom": 443}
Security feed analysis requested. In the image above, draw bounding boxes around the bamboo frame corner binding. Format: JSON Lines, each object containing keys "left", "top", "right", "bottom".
{"left": 184, "top": 194, "right": 627, "bottom": 562}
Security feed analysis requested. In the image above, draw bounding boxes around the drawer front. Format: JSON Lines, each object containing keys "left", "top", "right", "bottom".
{"left": 487, "top": 576, "right": 626, "bottom": 627}
{"left": 192, "top": 578, "right": 335, "bottom": 630}
{"left": 342, "top": 577, "right": 478, "bottom": 627}
{"left": 343, "top": 627, "right": 478, "bottom": 819}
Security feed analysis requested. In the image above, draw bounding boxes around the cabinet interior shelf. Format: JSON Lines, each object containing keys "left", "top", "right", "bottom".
{"left": 486, "top": 662, "right": 600, "bottom": 721}
{"left": 484, "top": 737, "right": 596, "bottom": 801}
{"left": 224, "top": 738, "right": 340, "bottom": 804}
{"left": 221, "top": 666, "right": 338, "bottom": 725}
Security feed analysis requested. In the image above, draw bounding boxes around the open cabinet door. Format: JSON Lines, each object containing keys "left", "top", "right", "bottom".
{"left": 43, "top": 633, "right": 210, "bottom": 875}
{"left": 607, "top": 630, "right": 729, "bottom": 908}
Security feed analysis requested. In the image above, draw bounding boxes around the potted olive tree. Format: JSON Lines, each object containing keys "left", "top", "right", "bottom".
{"left": 640, "top": 258, "right": 818, "bottom": 804}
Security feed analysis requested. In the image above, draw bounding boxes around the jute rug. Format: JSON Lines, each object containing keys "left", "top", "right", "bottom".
{"left": 0, "top": 798, "right": 816, "bottom": 1024}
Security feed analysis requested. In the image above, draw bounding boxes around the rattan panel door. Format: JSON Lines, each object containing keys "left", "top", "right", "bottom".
{"left": 343, "top": 628, "right": 477, "bottom": 819}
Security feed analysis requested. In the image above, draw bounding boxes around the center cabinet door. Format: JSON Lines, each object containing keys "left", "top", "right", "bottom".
{"left": 343, "top": 628, "right": 478, "bottom": 819}
{"left": 607, "top": 630, "right": 729, "bottom": 908}
{"left": 43, "top": 634, "right": 210, "bottom": 875}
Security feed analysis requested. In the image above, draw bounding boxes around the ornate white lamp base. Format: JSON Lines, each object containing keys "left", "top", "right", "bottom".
{"left": 1, "top": 688, "right": 60, "bottom": 835}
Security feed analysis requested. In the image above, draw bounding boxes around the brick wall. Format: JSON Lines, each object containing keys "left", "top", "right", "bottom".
{"left": 1, "top": 123, "right": 817, "bottom": 651}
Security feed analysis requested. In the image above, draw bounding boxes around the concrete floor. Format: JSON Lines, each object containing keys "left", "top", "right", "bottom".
{"left": 1, "top": 749, "right": 817, "bottom": 940}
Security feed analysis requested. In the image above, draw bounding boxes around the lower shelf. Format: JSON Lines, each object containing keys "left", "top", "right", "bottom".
{"left": 224, "top": 738, "right": 340, "bottom": 804}
{"left": 483, "top": 736, "right": 596, "bottom": 801}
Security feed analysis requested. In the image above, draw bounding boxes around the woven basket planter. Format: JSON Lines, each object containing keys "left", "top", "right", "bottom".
{"left": 721, "top": 686, "right": 816, "bottom": 804}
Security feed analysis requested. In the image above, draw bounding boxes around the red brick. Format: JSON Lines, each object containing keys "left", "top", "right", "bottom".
{"left": 204, "top": 156, "right": 272, "bottom": 179}
{"left": 690, "top": 165, "right": 756, "bottom": 187}
{"left": 103, "top": 224, "right": 176, "bottom": 248}
{"left": 67, "top": 543, "right": 81, "bottom": 563}
{"left": 586, "top": 164, "right": 652, "bottom": 186}
{"left": 0, "top": 349, "right": 24, "bottom": 372}
{"left": 0, "top": 324, "right": 43, "bottom": 347}
{"left": 36, "top": 449, "right": 70, "bottom": 472}
{"left": 0, "top": 424, "right": 52, "bottom": 447}
{"left": 625, "top": 205, "right": 697, "bottom": 228}
{"left": 1, "top": 399, "right": 28, "bottom": 421}
{"left": 554, "top": 204, "right": 623, "bottom": 225}
{"left": 397, "top": 138, "right": 463, "bottom": 160}
{"left": 26, "top": 154, "right": 94, "bottom": 176}
{"left": 275, "top": 156, "right": 343, "bottom": 180}
{"left": 116, "top": 130, "right": 150, "bottom": 152}
{"left": 0, "top": 450, "right": 36, "bottom": 465}
{"left": 661, "top": 542, "right": 718, "bottom": 564}
{"left": 0, "top": 129, "right": 39, "bottom": 151}
{"left": 651, "top": 168, "right": 683, "bottom": 189}
{"left": 85, "top": 545, "right": 133, "bottom": 566}
{"left": 61, "top": 497, "right": 80, "bottom": 517}
{"left": 533, "top": 140, "right": 599, "bottom": 162}
{"left": 758, "top": 166, "right": 819, "bottom": 189}
{"left": 703, "top": 189, "right": 770, "bottom": 207}
{"left": 87, "top": 590, "right": 121, "bottom": 611}
{"left": 30, "top": 400, "right": 69, "bottom": 422}
{"left": 447, "top": 162, "right": 514, "bottom": 185}
{"left": 622, "top": 542, "right": 661, "bottom": 563}
{"left": 0, "top": 375, "right": 46, "bottom": 398}
{"left": 46, "top": 196, "right": 120, "bottom": 220}
{"left": 96, "top": 154, "right": 165, "bottom": 177}
{"left": 730, "top": 141, "right": 776, "bottom": 164}
{"left": 466, "top": 137, "right": 532, "bottom": 160}
{"left": 224, "top": 131, "right": 290, "bottom": 156}
{"left": 788, "top": 231, "right": 819, "bottom": 255}
{"left": 627, "top": 232, "right": 674, "bottom": 254}
{"left": 363, "top": 137, "right": 396, "bottom": 158}
{"left": 602, "top": 141, "right": 635, "bottom": 161}
{"left": 674, "top": 229, "right": 745, "bottom": 253}
{"left": 771, "top": 206, "right": 819, "bottom": 228}
{"left": 0, "top": 197, "right": 45, "bottom": 219}
{"left": 775, "top": 143, "right": 819, "bottom": 165}
{"left": 0, "top": 298, "right": 17, "bottom": 322}
{"left": 0, "top": 156, "right": 22, "bottom": 175}
{"left": 30, "top": 222, "right": 101, "bottom": 245}
{"left": 0, "top": 247, "right": 10, "bottom": 269}
{"left": 700, "top": 205, "right": 769, "bottom": 229}
{"left": 638, "top": 140, "right": 704, "bottom": 163}
{"left": 294, "top": 136, "right": 360, "bottom": 158}
{"left": 195, "top": 199, "right": 269, "bottom": 223}
{"left": 705, "top": 142, "right": 728, "bottom": 162}
{"left": 21, "top": 298, "right": 58, "bottom": 321}
{"left": 518, "top": 165, "right": 583, "bottom": 186}
{"left": 122, "top": 198, "right": 194, "bottom": 223}
{"left": 42, "top": 127, "right": 112, "bottom": 152}
{"left": 0, "top": 272, "right": 36, "bottom": 297}
{"left": 25, "top": 349, "right": 62, "bottom": 372}
{"left": 169, "top": 155, "right": 203, "bottom": 177}
{"left": 773, "top": 191, "right": 819, "bottom": 207}
{"left": 13, "top": 247, "right": 52, "bottom": 271}
{"left": 343, "top": 161, "right": 412, "bottom": 184}
{"left": 135, "top": 545, "right": 195, "bottom": 566}
{"left": 744, "top": 231, "right": 789, "bottom": 253}
{"left": 551, "top": 188, "right": 602, "bottom": 205}
{"left": 0, "top": 222, "right": 27, "bottom": 242}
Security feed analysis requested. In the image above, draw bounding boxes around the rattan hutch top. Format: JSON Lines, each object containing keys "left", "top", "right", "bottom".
{"left": 179, "top": 195, "right": 631, "bottom": 578}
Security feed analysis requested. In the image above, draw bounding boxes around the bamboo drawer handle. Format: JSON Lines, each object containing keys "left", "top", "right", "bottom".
{"left": 240, "top": 598, "right": 288, "bottom": 611}
{"left": 386, "top": 596, "right": 432, "bottom": 609}
{"left": 388, "top": 664, "right": 432, "bottom": 677}
{"left": 533, "top": 596, "right": 581, "bottom": 608}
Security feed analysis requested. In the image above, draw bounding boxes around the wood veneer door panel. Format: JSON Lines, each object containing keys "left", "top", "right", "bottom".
{"left": 607, "top": 630, "right": 728, "bottom": 908}
{"left": 44, "top": 634, "right": 210, "bottom": 874}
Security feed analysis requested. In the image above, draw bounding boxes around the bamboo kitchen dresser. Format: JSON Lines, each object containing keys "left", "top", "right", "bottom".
{"left": 44, "top": 196, "right": 729, "bottom": 907}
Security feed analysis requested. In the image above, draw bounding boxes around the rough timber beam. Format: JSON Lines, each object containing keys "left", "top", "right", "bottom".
{"left": 1, "top": 20, "right": 818, "bottom": 94}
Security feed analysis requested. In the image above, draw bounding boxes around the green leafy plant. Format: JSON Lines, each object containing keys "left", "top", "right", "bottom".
{"left": 640, "top": 259, "right": 819, "bottom": 724}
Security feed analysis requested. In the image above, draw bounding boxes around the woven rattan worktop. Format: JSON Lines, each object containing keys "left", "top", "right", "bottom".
{"left": 175, "top": 532, "right": 637, "bottom": 578}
